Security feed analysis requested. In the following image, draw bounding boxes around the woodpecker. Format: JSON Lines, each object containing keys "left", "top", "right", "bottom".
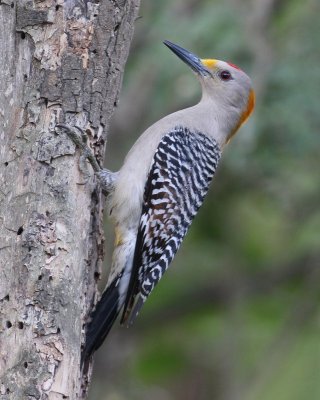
{"left": 61, "top": 40, "right": 255, "bottom": 363}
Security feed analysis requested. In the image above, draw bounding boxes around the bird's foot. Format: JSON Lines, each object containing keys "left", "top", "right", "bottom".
{"left": 56, "top": 124, "right": 101, "bottom": 175}
{"left": 96, "top": 169, "right": 119, "bottom": 193}
{"left": 56, "top": 124, "right": 117, "bottom": 194}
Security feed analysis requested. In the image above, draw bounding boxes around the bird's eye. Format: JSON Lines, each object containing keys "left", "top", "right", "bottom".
{"left": 219, "top": 70, "right": 232, "bottom": 81}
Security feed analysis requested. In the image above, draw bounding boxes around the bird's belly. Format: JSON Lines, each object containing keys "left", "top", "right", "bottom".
{"left": 109, "top": 167, "right": 147, "bottom": 230}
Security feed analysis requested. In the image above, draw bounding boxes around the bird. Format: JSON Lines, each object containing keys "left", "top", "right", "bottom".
{"left": 62, "top": 40, "right": 255, "bottom": 364}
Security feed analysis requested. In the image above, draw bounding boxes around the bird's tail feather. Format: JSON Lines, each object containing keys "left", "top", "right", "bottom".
{"left": 81, "top": 278, "right": 121, "bottom": 365}
{"left": 126, "top": 295, "right": 145, "bottom": 327}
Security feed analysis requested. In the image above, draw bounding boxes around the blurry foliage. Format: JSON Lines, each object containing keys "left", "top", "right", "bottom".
{"left": 91, "top": 0, "right": 320, "bottom": 399}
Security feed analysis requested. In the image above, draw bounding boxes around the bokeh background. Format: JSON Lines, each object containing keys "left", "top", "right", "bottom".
{"left": 90, "top": 0, "right": 320, "bottom": 399}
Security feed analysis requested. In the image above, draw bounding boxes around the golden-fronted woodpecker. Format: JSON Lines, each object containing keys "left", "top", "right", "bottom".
{"left": 60, "top": 40, "right": 255, "bottom": 363}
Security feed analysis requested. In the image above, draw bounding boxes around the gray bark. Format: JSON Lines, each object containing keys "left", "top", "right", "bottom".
{"left": 0, "top": 0, "right": 140, "bottom": 398}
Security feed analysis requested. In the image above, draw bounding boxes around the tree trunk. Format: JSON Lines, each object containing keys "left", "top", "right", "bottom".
{"left": 0, "top": 0, "right": 140, "bottom": 398}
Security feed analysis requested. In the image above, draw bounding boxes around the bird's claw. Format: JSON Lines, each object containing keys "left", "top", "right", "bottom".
{"left": 56, "top": 124, "right": 101, "bottom": 174}
{"left": 56, "top": 123, "right": 118, "bottom": 195}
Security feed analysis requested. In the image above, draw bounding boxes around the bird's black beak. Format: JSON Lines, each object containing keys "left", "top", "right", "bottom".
{"left": 163, "top": 40, "right": 211, "bottom": 76}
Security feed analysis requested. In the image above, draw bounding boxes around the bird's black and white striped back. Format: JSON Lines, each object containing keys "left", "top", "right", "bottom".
{"left": 122, "top": 127, "right": 221, "bottom": 324}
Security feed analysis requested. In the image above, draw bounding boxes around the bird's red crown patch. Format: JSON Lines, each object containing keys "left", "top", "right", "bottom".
{"left": 227, "top": 62, "right": 242, "bottom": 71}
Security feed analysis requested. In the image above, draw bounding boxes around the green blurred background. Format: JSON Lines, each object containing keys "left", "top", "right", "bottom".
{"left": 90, "top": 0, "right": 320, "bottom": 399}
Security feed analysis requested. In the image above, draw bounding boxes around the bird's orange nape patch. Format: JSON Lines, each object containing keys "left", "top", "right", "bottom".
{"left": 240, "top": 89, "right": 255, "bottom": 125}
{"left": 201, "top": 59, "right": 217, "bottom": 69}
{"left": 227, "top": 89, "right": 255, "bottom": 143}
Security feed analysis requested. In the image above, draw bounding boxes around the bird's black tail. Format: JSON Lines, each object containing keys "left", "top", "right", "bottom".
{"left": 81, "top": 278, "right": 121, "bottom": 366}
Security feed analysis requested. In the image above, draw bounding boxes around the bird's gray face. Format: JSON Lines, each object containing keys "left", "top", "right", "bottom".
{"left": 164, "top": 40, "right": 255, "bottom": 141}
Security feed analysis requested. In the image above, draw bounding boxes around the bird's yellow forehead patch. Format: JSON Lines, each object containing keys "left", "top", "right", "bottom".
{"left": 201, "top": 59, "right": 218, "bottom": 69}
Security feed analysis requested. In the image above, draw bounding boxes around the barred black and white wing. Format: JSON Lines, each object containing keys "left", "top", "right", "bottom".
{"left": 121, "top": 127, "right": 221, "bottom": 325}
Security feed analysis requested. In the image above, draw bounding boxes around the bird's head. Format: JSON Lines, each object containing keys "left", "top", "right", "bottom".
{"left": 164, "top": 40, "right": 255, "bottom": 143}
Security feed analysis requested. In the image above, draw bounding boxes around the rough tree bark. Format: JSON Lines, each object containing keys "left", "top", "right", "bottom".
{"left": 0, "top": 0, "right": 140, "bottom": 398}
